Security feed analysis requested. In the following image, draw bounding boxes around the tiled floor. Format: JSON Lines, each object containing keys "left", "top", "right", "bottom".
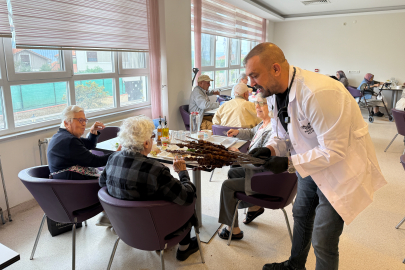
{"left": 0, "top": 109, "right": 404, "bottom": 270}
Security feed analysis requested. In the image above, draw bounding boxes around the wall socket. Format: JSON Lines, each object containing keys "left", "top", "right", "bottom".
{"left": 348, "top": 70, "right": 360, "bottom": 73}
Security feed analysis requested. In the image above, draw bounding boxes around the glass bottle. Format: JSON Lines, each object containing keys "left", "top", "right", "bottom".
{"left": 157, "top": 117, "right": 162, "bottom": 145}
{"left": 162, "top": 116, "right": 169, "bottom": 137}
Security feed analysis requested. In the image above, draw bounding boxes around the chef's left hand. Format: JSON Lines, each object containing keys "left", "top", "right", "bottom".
{"left": 261, "top": 156, "right": 289, "bottom": 174}
{"left": 90, "top": 121, "right": 105, "bottom": 135}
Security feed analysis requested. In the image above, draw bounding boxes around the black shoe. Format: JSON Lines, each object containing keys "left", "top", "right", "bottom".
{"left": 263, "top": 260, "right": 305, "bottom": 270}
{"left": 176, "top": 237, "right": 199, "bottom": 261}
{"left": 374, "top": 111, "right": 384, "bottom": 117}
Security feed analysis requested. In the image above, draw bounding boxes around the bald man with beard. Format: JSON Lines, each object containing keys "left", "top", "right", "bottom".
{"left": 245, "top": 43, "right": 386, "bottom": 270}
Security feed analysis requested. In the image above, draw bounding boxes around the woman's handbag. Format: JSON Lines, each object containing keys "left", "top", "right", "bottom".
{"left": 47, "top": 217, "right": 82, "bottom": 237}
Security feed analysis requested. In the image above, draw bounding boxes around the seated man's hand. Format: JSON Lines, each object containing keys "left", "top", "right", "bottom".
{"left": 173, "top": 156, "right": 186, "bottom": 173}
{"left": 249, "top": 147, "right": 271, "bottom": 159}
{"left": 90, "top": 121, "right": 105, "bottom": 135}
{"left": 213, "top": 90, "right": 220, "bottom": 95}
{"left": 262, "top": 156, "right": 288, "bottom": 174}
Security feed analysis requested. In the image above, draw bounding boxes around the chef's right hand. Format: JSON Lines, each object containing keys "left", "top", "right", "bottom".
{"left": 249, "top": 147, "right": 272, "bottom": 159}
{"left": 227, "top": 129, "right": 239, "bottom": 137}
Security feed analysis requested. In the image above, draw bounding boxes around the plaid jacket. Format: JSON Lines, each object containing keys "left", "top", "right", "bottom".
{"left": 99, "top": 151, "right": 196, "bottom": 206}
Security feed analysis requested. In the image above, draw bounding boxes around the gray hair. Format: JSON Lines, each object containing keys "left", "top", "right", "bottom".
{"left": 60, "top": 105, "right": 84, "bottom": 128}
{"left": 236, "top": 73, "right": 247, "bottom": 83}
{"left": 117, "top": 116, "right": 155, "bottom": 154}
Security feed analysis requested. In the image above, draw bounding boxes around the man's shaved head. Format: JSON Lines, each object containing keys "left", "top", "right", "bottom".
{"left": 243, "top": 43, "right": 288, "bottom": 69}
{"left": 244, "top": 43, "right": 290, "bottom": 97}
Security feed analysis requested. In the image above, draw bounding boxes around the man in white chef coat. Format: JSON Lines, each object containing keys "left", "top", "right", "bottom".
{"left": 245, "top": 43, "right": 387, "bottom": 270}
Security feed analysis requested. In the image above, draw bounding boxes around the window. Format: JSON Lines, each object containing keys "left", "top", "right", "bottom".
{"left": 197, "top": 33, "right": 257, "bottom": 90}
{"left": 0, "top": 38, "right": 150, "bottom": 135}
{"left": 10, "top": 82, "right": 68, "bottom": 127}
{"left": 86, "top": 52, "right": 98, "bottom": 62}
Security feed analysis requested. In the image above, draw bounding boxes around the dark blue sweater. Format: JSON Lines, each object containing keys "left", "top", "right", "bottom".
{"left": 47, "top": 128, "right": 111, "bottom": 180}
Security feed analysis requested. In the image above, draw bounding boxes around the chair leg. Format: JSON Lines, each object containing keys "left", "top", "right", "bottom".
{"left": 227, "top": 200, "right": 241, "bottom": 246}
{"left": 209, "top": 169, "right": 215, "bottom": 182}
{"left": 107, "top": 237, "right": 120, "bottom": 270}
{"left": 84, "top": 220, "right": 87, "bottom": 226}
{"left": 194, "top": 227, "right": 205, "bottom": 263}
{"left": 72, "top": 217, "right": 77, "bottom": 270}
{"left": 396, "top": 217, "right": 405, "bottom": 229}
{"left": 160, "top": 249, "right": 165, "bottom": 270}
{"left": 281, "top": 208, "right": 293, "bottom": 243}
{"left": 30, "top": 214, "right": 46, "bottom": 260}
{"left": 384, "top": 134, "right": 398, "bottom": 152}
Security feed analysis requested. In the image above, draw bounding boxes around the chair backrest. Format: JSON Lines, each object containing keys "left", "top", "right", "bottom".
{"left": 179, "top": 105, "right": 190, "bottom": 130}
{"left": 251, "top": 171, "right": 298, "bottom": 209}
{"left": 18, "top": 166, "right": 102, "bottom": 223}
{"left": 392, "top": 109, "right": 405, "bottom": 136}
{"left": 98, "top": 187, "right": 195, "bottom": 251}
{"left": 400, "top": 155, "right": 405, "bottom": 171}
{"left": 97, "top": 126, "right": 120, "bottom": 143}
{"left": 212, "top": 125, "right": 241, "bottom": 136}
{"left": 347, "top": 86, "right": 362, "bottom": 98}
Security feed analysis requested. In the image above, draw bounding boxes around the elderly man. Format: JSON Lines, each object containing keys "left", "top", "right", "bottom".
{"left": 245, "top": 43, "right": 387, "bottom": 270}
{"left": 212, "top": 83, "right": 260, "bottom": 128}
{"left": 189, "top": 74, "right": 220, "bottom": 130}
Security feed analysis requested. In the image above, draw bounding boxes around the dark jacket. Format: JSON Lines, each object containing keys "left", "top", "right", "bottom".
{"left": 47, "top": 128, "right": 111, "bottom": 180}
{"left": 99, "top": 151, "right": 196, "bottom": 206}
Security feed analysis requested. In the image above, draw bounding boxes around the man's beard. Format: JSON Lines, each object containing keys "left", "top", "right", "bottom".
{"left": 255, "top": 84, "right": 272, "bottom": 98}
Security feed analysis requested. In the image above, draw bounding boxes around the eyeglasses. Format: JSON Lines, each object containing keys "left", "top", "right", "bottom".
{"left": 254, "top": 101, "right": 267, "bottom": 107}
{"left": 73, "top": 118, "right": 89, "bottom": 124}
{"left": 151, "top": 133, "right": 156, "bottom": 139}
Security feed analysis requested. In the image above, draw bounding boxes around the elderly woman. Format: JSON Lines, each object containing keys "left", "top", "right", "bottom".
{"left": 99, "top": 116, "right": 199, "bottom": 261}
{"left": 47, "top": 105, "right": 112, "bottom": 180}
{"left": 358, "top": 73, "right": 384, "bottom": 117}
{"left": 336, "top": 70, "right": 349, "bottom": 87}
{"left": 217, "top": 93, "right": 272, "bottom": 240}
{"left": 231, "top": 73, "right": 255, "bottom": 98}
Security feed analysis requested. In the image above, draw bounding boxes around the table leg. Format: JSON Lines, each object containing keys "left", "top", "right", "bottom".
{"left": 192, "top": 170, "right": 202, "bottom": 228}
{"left": 191, "top": 170, "right": 221, "bottom": 243}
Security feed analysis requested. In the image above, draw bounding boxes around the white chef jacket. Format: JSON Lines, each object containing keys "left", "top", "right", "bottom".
{"left": 266, "top": 66, "right": 387, "bottom": 225}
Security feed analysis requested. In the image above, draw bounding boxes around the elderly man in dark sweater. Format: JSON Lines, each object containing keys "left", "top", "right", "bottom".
{"left": 100, "top": 116, "right": 199, "bottom": 261}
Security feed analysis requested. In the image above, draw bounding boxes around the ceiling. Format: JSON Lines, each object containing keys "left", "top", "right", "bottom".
{"left": 222, "top": 0, "right": 405, "bottom": 21}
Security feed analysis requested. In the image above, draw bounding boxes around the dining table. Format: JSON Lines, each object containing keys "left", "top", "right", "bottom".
{"left": 95, "top": 135, "right": 249, "bottom": 243}
{"left": 0, "top": 243, "right": 20, "bottom": 269}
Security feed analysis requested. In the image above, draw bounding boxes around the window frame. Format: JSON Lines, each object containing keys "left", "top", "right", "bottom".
{"left": 199, "top": 34, "right": 257, "bottom": 91}
{"left": 0, "top": 38, "right": 151, "bottom": 136}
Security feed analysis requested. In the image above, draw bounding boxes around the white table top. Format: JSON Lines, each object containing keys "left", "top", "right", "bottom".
{"left": 204, "top": 108, "right": 218, "bottom": 115}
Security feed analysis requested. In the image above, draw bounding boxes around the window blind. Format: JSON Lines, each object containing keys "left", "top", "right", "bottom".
{"left": 9, "top": 0, "right": 149, "bottom": 51}
{"left": 0, "top": 0, "right": 11, "bottom": 38}
{"left": 192, "top": 0, "right": 264, "bottom": 42}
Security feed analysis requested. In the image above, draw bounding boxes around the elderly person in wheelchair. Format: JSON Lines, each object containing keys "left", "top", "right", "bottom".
{"left": 99, "top": 116, "right": 200, "bottom": 261}
{"left": 217, "top": 93, "right": 273, "bottom": 240}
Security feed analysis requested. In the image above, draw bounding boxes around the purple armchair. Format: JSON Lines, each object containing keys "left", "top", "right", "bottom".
{"left": 227, "top": 171, "right": 297, "bottom": 246}
{"left": 179, "top": 105, "right": 190, "bottom": 131}
{"left": 18, "top": 166, "right": 103, "bottom": 270}
{"left": 92, "top": 126, "right": 120, "bottom": 157}
{"left": 98, "top": 187, "right": 204, "bottom": 270}
{"left": 385, "top": 109, "right": 405, "bottom": 153}
{"left": 216, "top": 95, "right": 231, "bottom": 103}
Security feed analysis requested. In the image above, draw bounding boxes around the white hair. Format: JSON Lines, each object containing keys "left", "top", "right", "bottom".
{"left": 233, "top": 83, "right": 249, "bottom": 96}
{"left": 60, "top": 105, "right": 84, "bottom": 128}
{"left": 236, "top": 72, "right": 247, "bottom": 83}
{"left": 118, "top": 116, "right": 155, "bottom": 154}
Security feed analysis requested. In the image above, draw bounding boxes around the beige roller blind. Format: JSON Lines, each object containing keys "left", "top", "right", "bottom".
{"left": 10, "top": 0, "right": 149, "bottom": 51}
{"left": 192, "top": 0, "right": 264, "bottom": 42}
{"left": 0, "top": 0, "right": 11, "bottom": 38}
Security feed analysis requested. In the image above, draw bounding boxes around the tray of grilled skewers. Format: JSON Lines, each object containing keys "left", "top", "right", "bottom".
{"left": 164, "top": 137, "right": 265, "bottom": 171}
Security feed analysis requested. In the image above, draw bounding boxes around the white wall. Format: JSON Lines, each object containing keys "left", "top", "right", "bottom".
{"left": 0, "top": 107, "right": 151, "bottom": 212}
{"left": 159, "top": 0, "right": 192, "bottom": 130}
{"left": 273, "top": 11, "right": 405, "bottom": 108}
{"left": 266, "top": 20, "right": 275, "bottom": 42}
{"left": 274, "top": 12, "right": 405, "bottom": 86}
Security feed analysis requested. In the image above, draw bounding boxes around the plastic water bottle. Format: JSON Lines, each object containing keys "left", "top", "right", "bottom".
{"left": 189, "top": 112, "right": 200, "bottom": 135}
